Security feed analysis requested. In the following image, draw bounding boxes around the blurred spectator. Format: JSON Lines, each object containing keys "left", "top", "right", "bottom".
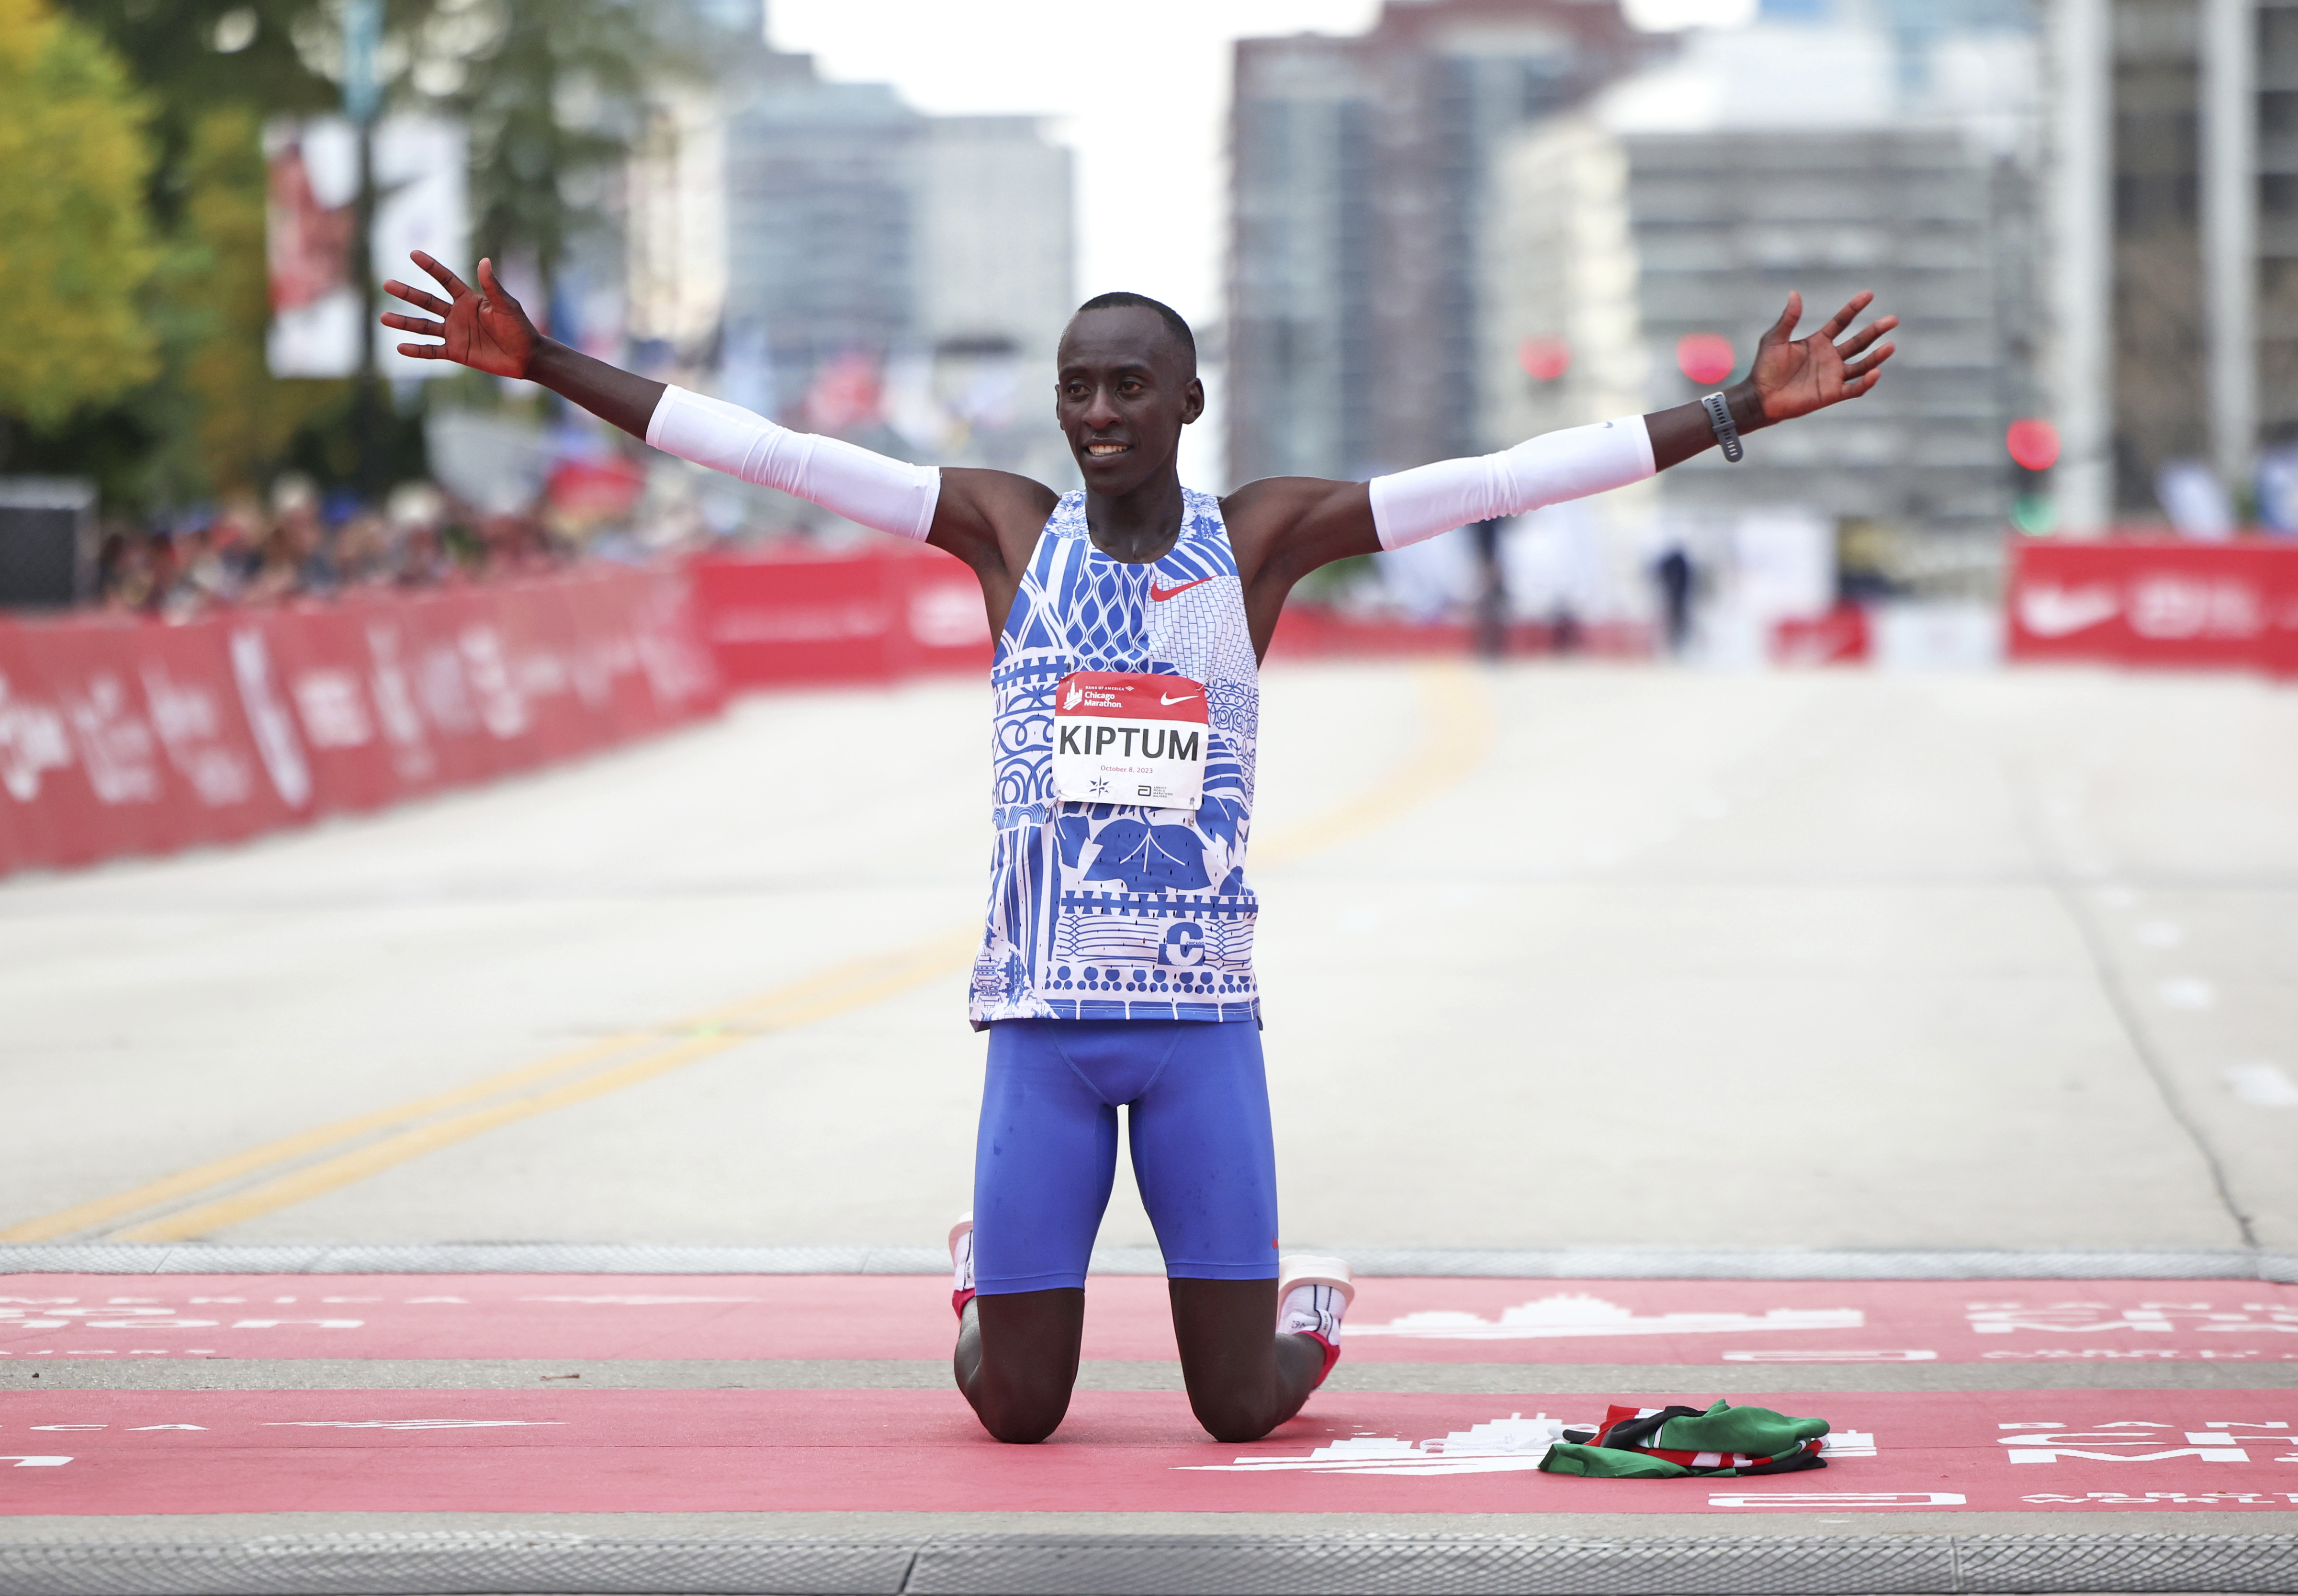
{"left": 240, "top": 474, "right": 348, "bottom": 602}
{"left": 85, "top": 474, "right": 599, "bottom": 615}
{"left": 2257, "top": 448, "right": 2298, "bottom": 536}
{"left": 334, "top": 511, "right": 394, "bottom": 586}
{"left": 186, "top": 498, "right": 262, "bottom": 605}
{"left": 385, "top": 482, "right": 457, "bottom": 586}
{"left": 1652, "top": 542, "right": 1695, "bottom": 657}
{"left": 1471, "top": 518, "right": 1507, "bottom": 659}
{"left": 478, "top": 510, "right": 563, "bottom": 577}
{"left": 2155, "top": 460, "right": 2235, "bottom": 541}
{"left": 95, "top": 526, "right": 137, "bottom": 609}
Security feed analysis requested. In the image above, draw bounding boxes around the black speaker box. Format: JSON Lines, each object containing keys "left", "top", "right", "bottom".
{"left": 0, "top": 478, "right": 97, "bottom": 609}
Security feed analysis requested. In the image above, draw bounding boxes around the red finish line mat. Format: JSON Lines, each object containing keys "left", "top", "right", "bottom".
{"left": 1, "top": 1388, "right": 2295, "bottom": 1517}
{"left": 4, "top": 1275, "right": 2295, "bottom": 1365}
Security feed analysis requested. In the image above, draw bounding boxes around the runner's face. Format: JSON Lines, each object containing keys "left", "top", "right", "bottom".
{"left": 1055, "top": 308, "right": 1203, "bottom": 494}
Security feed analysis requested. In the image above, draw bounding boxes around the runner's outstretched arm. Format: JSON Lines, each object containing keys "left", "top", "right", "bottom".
{"left": 1227, "top": 289, "right": 1897, "bottom": 607}
{"left": 380, "top": 252, "right": 1054, "bottom": 602}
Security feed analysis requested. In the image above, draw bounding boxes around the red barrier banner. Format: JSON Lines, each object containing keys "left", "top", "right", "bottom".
{"left": 2007, "top": 537, "right": 2298, "bottom": 672}
{"left": 687, "top": 542, "right": 993, "bottom": 689}
{"left": 0, "top": 566, "right": 719, "bottom": 879}
{"left": 687, "top": 541, "right": 1655, "bottom": 690}
{"left": 1771, "top": 606, "right": 1870, "bottom": 666}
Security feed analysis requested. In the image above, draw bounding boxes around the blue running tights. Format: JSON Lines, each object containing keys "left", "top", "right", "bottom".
{"left": 973, "top": 1018, "right": 1280, "bottom": 1294}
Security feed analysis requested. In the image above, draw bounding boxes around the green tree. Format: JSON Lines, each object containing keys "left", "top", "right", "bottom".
{"left": 26, "top": 0, "right": 687, "bottom": 506}
{"left": 30, "top": 0, "right": 349, "bottom": 504}
{"left": 0, "top": 0, "right": 160, "bottom": 438}
{"left": 425, "top": 0, "right": 676, "bottom": 313}
{"left": 60, "top": 0, "right": 338, "bottom": 227}
{"left": 171, "top": 102, "right": 348, "bottom": 495}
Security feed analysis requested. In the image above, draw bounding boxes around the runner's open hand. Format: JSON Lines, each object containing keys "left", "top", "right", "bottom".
{"left": 380, "top": 252, "right": 539, "bottom": 379}
{"left": 1746, "top": 290, "right": 1897, "bottom": 423}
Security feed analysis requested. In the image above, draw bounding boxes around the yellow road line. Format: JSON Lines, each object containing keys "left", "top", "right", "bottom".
{"left": 18, "top": 663, "right": 1489, "bottom": 1243}
{"left": 2, "top": 934, "right": 975, "bottom": 1244}
{"left": 115, "top": 933, "right": 977, "bottom": 1242}
{"left": 0, "top": 1033, "right": 651, "bottom": 1243}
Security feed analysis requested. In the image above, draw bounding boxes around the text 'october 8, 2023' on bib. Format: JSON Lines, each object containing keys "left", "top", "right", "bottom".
{"left": 1051, "top": 671, "right": 1209, "bottom": 811}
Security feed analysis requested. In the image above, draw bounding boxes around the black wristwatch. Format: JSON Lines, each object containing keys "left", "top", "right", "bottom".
{"left": 1701, "top": 391, "right": 1744, "bottom": 463}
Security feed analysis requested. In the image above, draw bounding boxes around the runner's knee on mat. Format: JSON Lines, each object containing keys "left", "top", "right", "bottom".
{"left": 1188, "top": 1392, "right": 1279, "bottom": 1445}
{"left": 958, "top": 1289, "right": 1084, "bottom": 1443}
{"left": 975, "top": 1380, "right": 1074, "bottom": 1444}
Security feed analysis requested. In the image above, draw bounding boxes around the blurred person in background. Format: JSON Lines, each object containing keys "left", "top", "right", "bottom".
{"left": 476, "top": 510, "right": 559, "bottom": 577}
{"left": 1471, "top": 517, "right": 1508, "bottom": 658}
{"left": 95, "top": 526, "right": 137, "bottom": 610}
{"left": 333, "top": 510, "right": 394, "bottom": 587}
{"left": 384, "top": 248, "right": 1896, "bottom": 1448}
{"left": 141, "top": 528, "right": 183, "bottom": 616}
{"left": 149, "top": 524, "right": 211, "bottom": 622}
{"left": 184, "top": 500, "right": 260, "bottom": 608}
{"left": 96, "top": 521, "right": 190, "bottom": 617}
{"left": 244, "top": 475, "right": 335, "bottom": 603}
{"left": 1652, "top": 539, "right": 1695, "bottom": 657}
{"left": 385, "top": 481, "right": 456, "bottom": 586}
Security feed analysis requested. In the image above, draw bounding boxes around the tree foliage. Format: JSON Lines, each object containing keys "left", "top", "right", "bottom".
{"left": 418, "top": 0, "right": 673, "bottom": 307}
{"left": 171, "top": 102, "right": 348, "bottom": 494}
{"left": 60, "top": 0, "right": 338, "bottom": 222}
{"left": 0, "top": 0, "right": 161, "bottom": 432}
{"left": 19, "top": 0, "right": 690, "bottom": 505}
{"left": 24, "top": 0, "right": 346, "bottom": 501}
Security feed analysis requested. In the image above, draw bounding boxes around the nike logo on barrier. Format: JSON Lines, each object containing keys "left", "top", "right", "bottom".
{"left": 2017, "top": 584, "right": 2120, "bottom": 638}
{"left": 1150, "top": 578, "right": 1213, "bottom": 602}
{"left": 1160, "top": 692, "right": 1198, "bottom": 706}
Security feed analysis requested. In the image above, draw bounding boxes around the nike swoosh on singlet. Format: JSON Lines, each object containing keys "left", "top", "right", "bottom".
{"left": 1149, "top": 578, "right": 1213, "bottom": 602}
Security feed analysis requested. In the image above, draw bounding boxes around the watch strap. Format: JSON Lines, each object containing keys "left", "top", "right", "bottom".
{"left": 1701, "top": 391, "right": 1744, "bottom": 463}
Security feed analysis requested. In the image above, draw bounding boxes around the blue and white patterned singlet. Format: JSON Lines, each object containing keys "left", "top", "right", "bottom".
{"left": 969, "top": 488, "right": 1261, "bottom": 1027}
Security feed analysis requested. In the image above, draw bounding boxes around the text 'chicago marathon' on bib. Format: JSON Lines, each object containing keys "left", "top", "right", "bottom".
{"left": 1051, "top": 671, "right": 1208, "bottom": 811}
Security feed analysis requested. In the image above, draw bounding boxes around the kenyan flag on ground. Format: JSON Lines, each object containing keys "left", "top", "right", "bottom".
{"left": 1540, "top": 1400, "right": 1831, "bottom": 1479}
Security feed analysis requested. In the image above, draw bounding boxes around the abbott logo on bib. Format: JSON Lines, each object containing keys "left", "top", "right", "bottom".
{"left": 1051, "top": 671, "right": 1208, "bottom": 810}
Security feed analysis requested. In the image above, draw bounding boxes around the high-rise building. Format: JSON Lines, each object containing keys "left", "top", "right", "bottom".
{"left": 1485, "top": 19, "right": 2046, "bottom": 550}
{"left": 1228, "top": 1, "right": 1645, "bottom": 486}
{"left": 622, "top": 2, "right": 1076, "bottom": 514}
{"left": 2050, "top": 0, "right": 2294, "bottom": 529}
{"left": 918, "top": 117, "right": 1074, "bottom": 363}
{"left": 2262, "top": 5, "right": 2298, "bottom": 470}
{"left": 721, "top": 67, "right": 924, "bottom": 411}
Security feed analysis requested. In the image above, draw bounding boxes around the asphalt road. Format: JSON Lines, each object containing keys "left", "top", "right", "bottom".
{"left": 4, "top": 660, "right": 2292, "bottom": 1257}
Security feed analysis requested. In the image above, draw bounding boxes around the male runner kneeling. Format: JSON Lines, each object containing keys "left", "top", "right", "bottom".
{"left": 383, "top": 256, "right": 1894, "bottom": 1443}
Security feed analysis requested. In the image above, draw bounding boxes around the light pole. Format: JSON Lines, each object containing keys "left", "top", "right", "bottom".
{"left": 2201, "top": 0, "right": 2258, "bottom": 497}
{"left": 2048, "top": 0, "right": 2113, "bottom": 535}
{"left": 344, "top": 0, "right": 384, "bottom": 502}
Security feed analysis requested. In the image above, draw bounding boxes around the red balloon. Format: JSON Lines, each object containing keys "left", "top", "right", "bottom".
{"left": 2005, "top": 418, "right": 2060, "bottom": 472}
{"left": 1517, "top": 336, "right": 1571, "bottom": 382}
{"left": 1676, "top": 332, "right": 1736, "bottom": 387}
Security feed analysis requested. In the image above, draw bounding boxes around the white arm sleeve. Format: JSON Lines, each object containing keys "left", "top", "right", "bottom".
{"left": 1368, "top": 416, "right": 1655, "bottom": 551}
{"left": 644, "top": 384, "right": 940, "bottom": 542}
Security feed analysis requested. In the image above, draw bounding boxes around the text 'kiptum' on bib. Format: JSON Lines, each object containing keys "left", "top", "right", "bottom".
{"left": 1050, "top": 671, "right": 1209, "bottom": 811}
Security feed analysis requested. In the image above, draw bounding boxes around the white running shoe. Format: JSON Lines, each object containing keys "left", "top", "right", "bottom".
{"left": 1276, "top": 1253, "right": 1352, "bottom": 1387}
{"left": 949, "top": 1212, "right": 975, "bottom": 1319}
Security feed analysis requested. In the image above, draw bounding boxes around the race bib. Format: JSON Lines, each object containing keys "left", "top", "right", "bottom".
{"left": 1051, "top": 671, "right": 1208, "bottom": 810}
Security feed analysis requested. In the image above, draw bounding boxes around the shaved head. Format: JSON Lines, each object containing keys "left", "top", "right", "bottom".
{"left": 1066, "top": 291, "right": 1195, "bottom": 378}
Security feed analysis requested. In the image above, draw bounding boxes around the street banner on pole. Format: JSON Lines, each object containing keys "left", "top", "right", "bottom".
{"left": 264, "top": 115, "right": 467, "bottom": 380}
